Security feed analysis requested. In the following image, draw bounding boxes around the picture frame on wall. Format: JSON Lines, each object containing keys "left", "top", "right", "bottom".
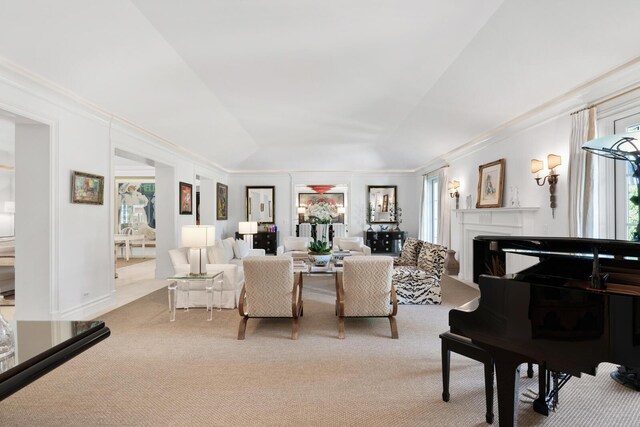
{"left": 115, "top": 177, "right": 156, "bottom": 233}
{"left": 476, "top": 159, "right": 505, "bottom": 208}
{"left": 71, "top": 171, "right": 104, "bottom": 205}
{"left": 216, "top": 182, "right": 228, "bottom": 220}
{"left": 179, "top": 181, "right": 193, "bottom": 215}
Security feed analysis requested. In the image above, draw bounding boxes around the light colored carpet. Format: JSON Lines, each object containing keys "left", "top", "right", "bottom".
{"left": 2, "top": 276, "right": 639, "bottom": 426}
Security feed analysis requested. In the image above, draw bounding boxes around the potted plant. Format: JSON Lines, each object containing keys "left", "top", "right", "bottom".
{"left": 308, "top": 239, "right": 332, "bottom": 266}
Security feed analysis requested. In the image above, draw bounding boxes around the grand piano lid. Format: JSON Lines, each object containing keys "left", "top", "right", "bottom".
{"left": 474, "top": 236, "right": 640, "bottom": 260}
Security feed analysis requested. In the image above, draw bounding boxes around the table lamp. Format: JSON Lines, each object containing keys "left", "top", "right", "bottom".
{"left": 182, "top": 225, "right": 215, "bottom": 276}
{"left": 238, "top": 221, "right": 258, "bottom": 247}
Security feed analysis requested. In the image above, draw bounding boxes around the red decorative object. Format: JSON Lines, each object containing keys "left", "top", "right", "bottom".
{"left": 309, "top": 185, "right": 334, "bottom": 194}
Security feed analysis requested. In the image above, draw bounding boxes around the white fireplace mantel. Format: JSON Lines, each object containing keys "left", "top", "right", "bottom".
{"left": 453, "top": 207, "right": 540, "bottom": 281}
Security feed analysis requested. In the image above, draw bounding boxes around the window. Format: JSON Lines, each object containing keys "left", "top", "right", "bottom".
{"left": 421, "top": 174, "right": 439, "bottom": 243}
{"left": 611, "top": 111, "right": 640, "bottom": 240}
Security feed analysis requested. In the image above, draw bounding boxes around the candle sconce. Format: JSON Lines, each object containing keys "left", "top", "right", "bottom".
{"left": 531, "top": 154, "right": 561, "bottom": 218}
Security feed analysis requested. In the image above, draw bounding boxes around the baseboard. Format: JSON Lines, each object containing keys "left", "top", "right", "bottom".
{"left": 56, "top": 292, "right": 115, "bottom": 320}
{"left": 446, "top": 274, "right": 478, "bottom": 290}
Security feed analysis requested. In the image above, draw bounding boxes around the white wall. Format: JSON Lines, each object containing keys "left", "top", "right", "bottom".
{"left": 444, "top": 114, "right": 572, "bottom": 265}
{"left": 0, "top": 61, "right": 228, "bottom": 319}
{"left": 228, "top": 172, "right": 420, "bottom": 244}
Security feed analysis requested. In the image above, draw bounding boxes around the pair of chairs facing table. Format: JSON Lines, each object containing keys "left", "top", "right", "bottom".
{"left": 238, "top": 256, "right": 398, "bottom": 340}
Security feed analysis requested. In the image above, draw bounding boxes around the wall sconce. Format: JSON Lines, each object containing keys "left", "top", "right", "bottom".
{"left": 531, "top": 154, "right": 561, "bottom": 218}
{"left": 447, "top": 180, "right": 460, "bottom": 209}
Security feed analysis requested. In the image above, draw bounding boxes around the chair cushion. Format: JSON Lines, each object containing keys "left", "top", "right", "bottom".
{"left": 222, "top": 238, "right": 236, "bottom": 261}
{"left": 339, "top": 240, "right": 362, "bottom": 251}
{"left": 342, "top": 256, "right": 393, "bottom": 317}
{"left": 417, "top": 243, "right": 447, "bottom": 276}
{"left": 207, "top": 244, "right": 226, "bottom": 264}
{"left": 392, "top": 266, "right": 441, "bottom": 305}
{"left": 233, "top": 239, "right": 251, "bottom": 259}
{"left": 169, "top": 248, "right": 189, "bottom": 266}
{"left": 397, "top": 237, "right": 423, "bottom": 266}
{"left": 285, "top": 239, "right": 309, "bottom": 252}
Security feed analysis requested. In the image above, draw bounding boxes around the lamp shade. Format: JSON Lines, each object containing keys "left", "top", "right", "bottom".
{"left": 297, "top": 206, "right": 306, "bottom": 214}
{"left": 181, "top": 225, "right": 215, "bottom": 248}
{"left": 337, "top": 206, "right": 346, "bottom": 214}
{"left": 238, "top": 221, "right": 258, "bottom": 235}
{"left": 451, "top": 180, "right": 460, "bottom": 190}
{"left": 531, "top": 159, "right": 544, "bottom": 174}
{"left": 547, "top": 154, "right": 562, "bottom": 170}
{"left": 582, "top": 132, "right": 640, "bottom": 161}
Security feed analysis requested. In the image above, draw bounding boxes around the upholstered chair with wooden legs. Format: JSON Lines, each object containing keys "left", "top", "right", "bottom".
{"left": 238, "top": 257, "right": 303, "bottom": 340}
{"left": 335, "top": 256, "right": 398, "bottom": 339}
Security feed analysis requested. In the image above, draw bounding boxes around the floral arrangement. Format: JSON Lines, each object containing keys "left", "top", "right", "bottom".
{"left": 305, "top": 197, "right": 338, "bottom": 224}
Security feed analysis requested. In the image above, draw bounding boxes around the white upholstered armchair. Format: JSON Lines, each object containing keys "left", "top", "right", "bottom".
{"left": 332, "top": 237, "right": 371, "bottom": 256}
{"left": 336, "top": 256, "right": 398, "bottom": 339}
{"left": 238, "top": 257, "right": 303, "bottom": 340}
{"left": 276, "top": 236, "right": 313, "bottom": 257}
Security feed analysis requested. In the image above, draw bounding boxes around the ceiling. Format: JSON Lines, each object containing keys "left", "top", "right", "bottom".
{"left": 1, "top": 1, "right": 639, "bottom": 171}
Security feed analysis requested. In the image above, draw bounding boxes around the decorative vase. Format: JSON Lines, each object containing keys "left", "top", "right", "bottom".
{"left": 444, "top": 249, "right": 460, "bottom": 276}
{"left": 308, "top": 253, "right": 331, "bottom": 266}
{"left": 0, "top": 311, "right": 15, "bottom": 360}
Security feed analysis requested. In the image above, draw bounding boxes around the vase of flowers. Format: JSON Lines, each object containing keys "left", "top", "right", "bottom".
{"left": 308, "top": 239, "right": 332, "bottom": 266}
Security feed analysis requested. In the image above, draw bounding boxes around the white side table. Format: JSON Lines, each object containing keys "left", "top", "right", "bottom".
{"left": 167, "top": 272, "right": 224, "bottom": 322}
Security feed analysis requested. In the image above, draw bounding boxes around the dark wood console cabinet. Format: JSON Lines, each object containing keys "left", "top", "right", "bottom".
{"left": 235, "top": 231, "right": 279, "bottom": 255}
{"left": 365, "top": 231, "right": 407, "bottom": 255}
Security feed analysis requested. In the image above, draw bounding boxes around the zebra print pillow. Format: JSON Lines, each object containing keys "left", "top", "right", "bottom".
{"left": 397, "top": 237, "right": 423, "bottom": 266}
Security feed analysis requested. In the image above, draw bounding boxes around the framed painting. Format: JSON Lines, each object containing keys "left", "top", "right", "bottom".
{"left": 71, "top": 171, "right": 104, "bottom": 205}
{"left": 179, "top": 182, "right": 193, "bottom": 215}
{"left": 476, "top": 159, "right": 505, "bottom": 208}
{"left": 217, "top": 182, "right": 228, "bottom": 220}
{"left": 298, "top": 193, "right": 345, "bottom": 223}
{"left": 115, "top": 177, "right": 156, "bottom": 233}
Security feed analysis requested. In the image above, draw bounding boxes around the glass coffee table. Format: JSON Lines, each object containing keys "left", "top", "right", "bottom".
{"left": 167, "top": 272, "right": 224, "bottom": 322}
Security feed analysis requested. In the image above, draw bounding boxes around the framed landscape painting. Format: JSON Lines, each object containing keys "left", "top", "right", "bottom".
{"left": 179, "top": 182, "right": 193, "bottom": 215}
{"left": 476, "top": 159, "right": 505, "bottom": 208}
{"left": 71, "top": 171, "right": 104, "bottom": 205}
{"left": 217, "top": 182, "right": 228, "bottom": 220}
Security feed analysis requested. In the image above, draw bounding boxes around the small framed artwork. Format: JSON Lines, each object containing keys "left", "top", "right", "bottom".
{"left": 71, "top": 171, "right": 104, "bottom": 205}
{"left": 179, "top": 182, "right": 193, "bottom": 215}
{"left": 216, "top": 182, "right": 228, "bottom": 220}
{"left": 476, "top": 159, "right": 505, "bottom": 208}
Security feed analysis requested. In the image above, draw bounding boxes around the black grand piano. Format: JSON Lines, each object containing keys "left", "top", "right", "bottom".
{"left": 450, "top": 236, "right": 640, "bottom": 426}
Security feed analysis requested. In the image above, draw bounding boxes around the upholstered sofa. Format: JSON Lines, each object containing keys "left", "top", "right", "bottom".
{"left": 169, "top": 237, "right": 265, "bottom": 309}
{"left": 392, "top": 237, "right": 446, "bottom": 304}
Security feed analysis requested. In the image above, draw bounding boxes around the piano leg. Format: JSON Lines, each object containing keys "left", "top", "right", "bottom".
{"left": 527, "top": 363, "right": 534, "bottom": 378}
{"left": 484, "top": 361, "right": 495, "bottom": 424}
{"left": 441, "top": 342, "right": 450, "bottom": 402}
{"left": 533, "top": 364, "right": 549, "bottom": 416}
{"left": 492, "top": 352, "right": 522, "bottom": 427}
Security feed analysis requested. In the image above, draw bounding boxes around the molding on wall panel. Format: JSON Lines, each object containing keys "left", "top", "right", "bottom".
{"left": 0, "top": 56, "right": 229, "bottom": 175}
{"left": 57, "top": 293, "right": 114, "bottom": 320}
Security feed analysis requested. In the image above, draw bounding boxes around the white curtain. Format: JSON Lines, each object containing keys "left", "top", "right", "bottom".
{"left": 568, "top": 107, "right": 597, "bottom": 237}
{"left": 437, "top": 167, "right": 450, "bottom": 248}
{"left": 418, "top": 175, "right": 428, "bottom": 241}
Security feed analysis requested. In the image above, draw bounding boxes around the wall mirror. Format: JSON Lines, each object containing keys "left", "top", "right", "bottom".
{"left": 368, "top": 185, "right": 397, "bottom": 223}
{"left": 246, "top": 186, "right": 275, "bottom": 223}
